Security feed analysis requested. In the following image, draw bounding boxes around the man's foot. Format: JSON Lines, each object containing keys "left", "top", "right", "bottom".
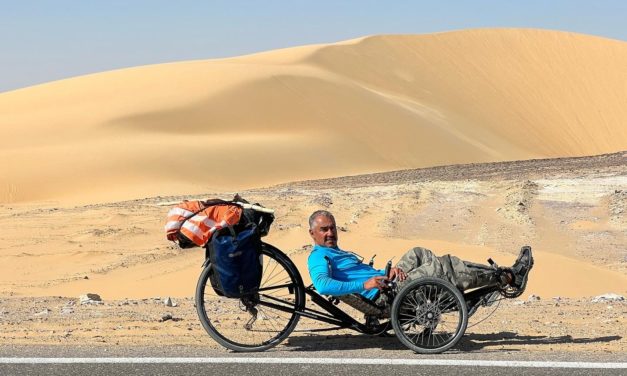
{"left": 509, "top": 246, "right": 534, "bottom": 290}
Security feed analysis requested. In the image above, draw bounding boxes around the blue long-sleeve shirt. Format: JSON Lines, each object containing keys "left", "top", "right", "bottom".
{"left": 307, "top": 245, "right": 385, "bottom": 300}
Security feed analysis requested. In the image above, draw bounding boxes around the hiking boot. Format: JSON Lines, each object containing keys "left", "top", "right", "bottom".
{"left": 510, "top": 246, "right": 533, "bottom": 289}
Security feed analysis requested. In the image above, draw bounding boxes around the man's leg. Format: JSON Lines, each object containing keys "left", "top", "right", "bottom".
{"left": 375, "top": 246, "right": 532, "bottom": 307}
{"left": 394, "top": 247, "right": 499, "bottom": 292}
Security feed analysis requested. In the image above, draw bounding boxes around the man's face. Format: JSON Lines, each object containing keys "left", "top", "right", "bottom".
{"left": 309, "top": 215, "right": 338, "bottom": 248}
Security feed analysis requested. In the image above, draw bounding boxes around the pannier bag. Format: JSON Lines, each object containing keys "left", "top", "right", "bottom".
{"left": 164, "top": 195, "right": 274, "bottom": 298}
{"left": 208, "top": 225, "right": 263, "bottom": 297}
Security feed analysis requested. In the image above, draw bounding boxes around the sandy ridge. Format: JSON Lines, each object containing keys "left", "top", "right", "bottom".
{"left": 273, "top": 151, "right": 627, "bottom": 189}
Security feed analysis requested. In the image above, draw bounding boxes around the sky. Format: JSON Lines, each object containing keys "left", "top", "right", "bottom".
{"left": 1, "top": 0, "right": 626, "bottom": 93}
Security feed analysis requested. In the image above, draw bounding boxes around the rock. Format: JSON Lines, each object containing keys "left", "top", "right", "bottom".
{"left": 79, "top": 293, "right": 103, "bottom": 305}
{"left": 591, "top": 293, "right": 625, "bottom": 303}
{"left": 311, "top": 195, "right": 333, "bottom": 208}
{"left": 158, "top": 313, "right": 183, "bottom": 322}
{"left": 527, "top": 295, "right": 541, "bottom": 302}
{"left": 163, "top": 297, "right": 177, "bottom": 307}
{"left": 33, "top": 309, "right": 50, "bottom": 317}
{"left": 160, "top": 313, "right": 173, "bottom": 322}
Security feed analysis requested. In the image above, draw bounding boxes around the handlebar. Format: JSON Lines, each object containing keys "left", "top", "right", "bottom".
{"left": 384, "top": 260, "right": 392, "bottom": 278}
{"left": 383, "top": 260, "right": 396, "bottom": 290}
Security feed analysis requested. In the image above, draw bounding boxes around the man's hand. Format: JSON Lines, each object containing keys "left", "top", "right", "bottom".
{"left": 363, "top": 276, "right": 388, "bottom": 291}
{"left": 364, "top": 267, "right": 408, "bottom": 290}
{"left": 389, "top": 267, "right": 407, "bottom": 282}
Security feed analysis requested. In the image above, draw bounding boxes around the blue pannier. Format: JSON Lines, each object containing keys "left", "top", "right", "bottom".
{"left": 208, "top": 224, "right": 263, "bottom": 298}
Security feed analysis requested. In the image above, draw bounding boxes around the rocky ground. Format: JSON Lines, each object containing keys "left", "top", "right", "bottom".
{"left": 0, "top": 151, "right": 625, "bottom": 355}
{"left": 0, "top": 294, "right": 624, "bottom": 354}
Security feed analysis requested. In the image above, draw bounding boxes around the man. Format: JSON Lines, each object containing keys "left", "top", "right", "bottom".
{"left": 307, "top": 210, "right": 533, "bottom": 303}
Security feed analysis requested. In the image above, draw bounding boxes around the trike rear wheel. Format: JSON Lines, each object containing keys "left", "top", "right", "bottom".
{"left": 195, "top": 243, "right": 305, "bottom": 351}
{"left": 391, "top": 277, "right": 468, "bottom": 354}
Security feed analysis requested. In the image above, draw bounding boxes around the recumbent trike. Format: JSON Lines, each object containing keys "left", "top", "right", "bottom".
{"left": 195, "top": 241, "right": 529, "bottom": 354}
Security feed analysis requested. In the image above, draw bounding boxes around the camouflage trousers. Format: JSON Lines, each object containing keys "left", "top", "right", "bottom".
{"left": 375, "top": 246, "right": 498, "bottom": 305}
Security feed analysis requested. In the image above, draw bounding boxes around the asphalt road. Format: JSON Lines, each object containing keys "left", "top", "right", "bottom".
{"left": 0, "top": 345, "right": 625, "bottom": 376}
{"left": 1, "top": 363, "right": 623, "bottom": 376}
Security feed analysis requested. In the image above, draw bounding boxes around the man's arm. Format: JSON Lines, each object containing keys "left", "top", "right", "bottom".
{"left": 307, "top": 252, "right": 365, "bottom": 296}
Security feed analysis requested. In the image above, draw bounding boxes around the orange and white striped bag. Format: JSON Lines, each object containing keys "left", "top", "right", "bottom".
{"left": 165, "top": 200, "right": 242, "bottom": 247}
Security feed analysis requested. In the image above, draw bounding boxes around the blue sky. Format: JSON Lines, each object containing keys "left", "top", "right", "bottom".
{"left": 1, "top": 0, "right": 626, "bottom": 92}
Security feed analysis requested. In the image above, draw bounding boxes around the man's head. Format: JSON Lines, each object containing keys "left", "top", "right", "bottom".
{"left": 308, "top": 210, "right": 338, "bottom": 248}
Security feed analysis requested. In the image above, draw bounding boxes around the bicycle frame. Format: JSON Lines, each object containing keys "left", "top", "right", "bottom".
{"left": 300, "top": 286, "right": 386, "bottom": 333}
{"left": 254, "top": 280, "right": 501, "bottom": 335}
{"left": 254, "top": 284, "right": 386, "bottom": 334}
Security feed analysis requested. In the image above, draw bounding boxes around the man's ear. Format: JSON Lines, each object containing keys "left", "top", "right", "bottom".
{"left": 308, "top": 228, "right": 314, "bottom": 237}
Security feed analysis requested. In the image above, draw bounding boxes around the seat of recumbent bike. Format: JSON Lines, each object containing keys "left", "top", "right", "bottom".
{"left": 335, "top": 293, "right": 385, "bottom": 316}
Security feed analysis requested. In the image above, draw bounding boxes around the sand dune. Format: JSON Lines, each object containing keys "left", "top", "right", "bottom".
{"left": 1, "top": 28, "right": 627, "bottom": 203}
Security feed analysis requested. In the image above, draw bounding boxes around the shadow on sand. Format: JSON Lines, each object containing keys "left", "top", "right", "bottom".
{"left": 283, "top": 331, "right": 621, "bottom": 353}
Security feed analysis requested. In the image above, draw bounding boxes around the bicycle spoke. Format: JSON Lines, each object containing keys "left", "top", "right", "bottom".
{"left": 261, "top": 260, "right": 280, "bottom": 287}
{"left": 197, "top": 245, "right": 303, "bottom": 351}
{"left": 393, "top": 279, "right": 467, "bottom": 353}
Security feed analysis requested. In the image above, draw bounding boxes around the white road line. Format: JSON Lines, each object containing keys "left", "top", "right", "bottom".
{"left": 0, "top": 358, "right": 625, "bottom": 368}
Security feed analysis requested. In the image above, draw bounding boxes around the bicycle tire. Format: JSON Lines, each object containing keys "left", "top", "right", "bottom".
{"left": 391, "top": 277, "right": 468, "bottom": 354}
{"left": 195, "top": 242, "right": 305, "bottom": 351}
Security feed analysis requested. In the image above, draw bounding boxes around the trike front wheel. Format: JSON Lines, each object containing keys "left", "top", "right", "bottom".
{"left": 391, "top": 277, "right": 468, "bottom": 354}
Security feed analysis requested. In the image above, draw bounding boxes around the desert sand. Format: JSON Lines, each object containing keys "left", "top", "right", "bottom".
{"left": 1, "top": 152, "right": 625, "bottom": 300}
{"left": 0, "top": 29, "right": 625, "bottom": 354}
{"left": 1, "top": 29, "right": 626, "bottom": 204}
{"left": 0, "top": 153, "right": 625, "bottom": 353}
